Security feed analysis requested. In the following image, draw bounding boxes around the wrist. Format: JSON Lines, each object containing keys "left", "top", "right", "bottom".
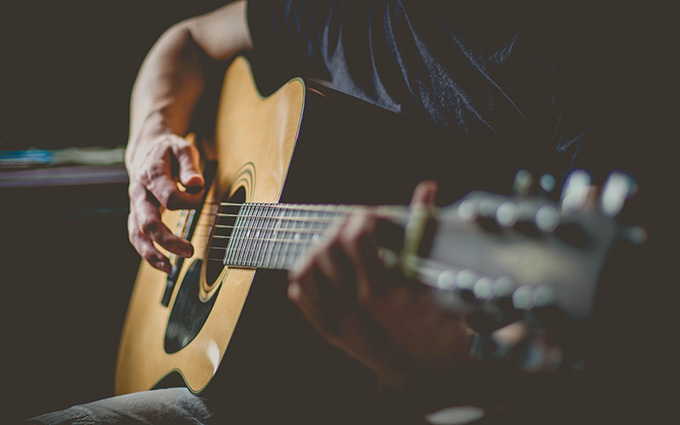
{"left": 126, "top": 112, "right": 177, "bottom": 169}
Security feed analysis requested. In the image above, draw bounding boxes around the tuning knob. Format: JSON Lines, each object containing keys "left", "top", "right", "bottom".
{"left": 513, "top": 169, "right": 535, "bottom": 196}
{"left": 513, "top": 170, "right": 557, "bottom": 196}
{"left": 600, "top": 171, "right": 638, "bottom": 217}
{"left": 560, "top": 170, "right": 593, "bottom": 212}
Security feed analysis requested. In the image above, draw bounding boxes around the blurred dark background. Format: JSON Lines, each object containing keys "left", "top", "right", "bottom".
{"left": 0, "top": 1, "right": 228, "bottom": 423}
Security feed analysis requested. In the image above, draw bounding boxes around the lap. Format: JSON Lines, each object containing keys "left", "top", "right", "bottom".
{"left": 26, "top": 388, "right": 212, "bottom": 425}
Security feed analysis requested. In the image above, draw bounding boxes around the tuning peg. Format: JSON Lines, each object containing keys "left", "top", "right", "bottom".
{"left": 512, "top": 285, "right": 535, "bottom": 311}
{"left": 623, "top": 225, "right": 648, "bottom": 245}
{"left": 513, "top": 169, "right": 535, "bottom": 196}
{"left": 495, "top": 202, "right": 519, "bottom": 228}
{"left": 538, "top": 173, "right": 557, "bottom": 195}
{"left": 454, "top": 269, "right": 478, "bottom": 302}
{"left": 513, "top": 170, "right": 557, "bottom": 197}
{"left": 560, "top": 170, "right": 593, "bottom": 212}
{"left": 600, "top": 171, "right": 638, "bottom": 217}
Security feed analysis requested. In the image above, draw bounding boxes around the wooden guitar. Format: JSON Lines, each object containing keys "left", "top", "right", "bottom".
{"left": 115, "top": 56, "right": 638, "bottom": 397}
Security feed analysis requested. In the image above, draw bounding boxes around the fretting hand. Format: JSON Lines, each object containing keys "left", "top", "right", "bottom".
{"left": 287, "top": 181, "right": 477, "bottom": 389}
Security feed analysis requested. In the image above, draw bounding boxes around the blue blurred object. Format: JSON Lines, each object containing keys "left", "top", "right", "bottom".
{"left": 0, "top": 149, "right": 53, "bottom": 169}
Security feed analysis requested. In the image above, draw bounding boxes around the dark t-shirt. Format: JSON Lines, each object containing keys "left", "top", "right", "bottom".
{"left": 246, "top": 1, "right": 627, "bottom": 191}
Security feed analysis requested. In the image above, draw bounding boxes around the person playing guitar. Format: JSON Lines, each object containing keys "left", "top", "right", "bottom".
{"left": 30, "top": 2, "right": 664, "bottom": 424}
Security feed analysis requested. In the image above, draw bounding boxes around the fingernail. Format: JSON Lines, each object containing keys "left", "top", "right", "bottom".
{"left": 158, "top": 261, "right": 171, "bottom": 273}
{"left": 181, "top": 245, "right": 194, "bottom": 258}
{"left": 185, "top": 185, "right": 203, "bottom": 195}
{"left": 287, "top": 282, "right": 301, "bottom": 301}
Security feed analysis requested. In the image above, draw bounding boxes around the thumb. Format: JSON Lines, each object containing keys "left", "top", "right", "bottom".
{"left": 173, "top": 138, "right": 204, "bottom": 191}
{"left": 410, "top": 180, "right": 438, "bottom": 208}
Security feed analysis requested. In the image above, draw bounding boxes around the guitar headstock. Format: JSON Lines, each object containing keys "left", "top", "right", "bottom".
{"left": 413, "top": 170, "right": 645, "bottom": 333}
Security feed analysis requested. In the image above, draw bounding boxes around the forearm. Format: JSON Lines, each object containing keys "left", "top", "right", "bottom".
{"left": 126, "top": 0, "right": 252, "bottom": 168}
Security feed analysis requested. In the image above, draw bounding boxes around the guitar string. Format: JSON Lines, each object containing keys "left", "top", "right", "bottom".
{"left": 199, "top": 202, "right": 410, "bottom": 220}
{"left": 203, "top": 202, "right": 334, "bottom": 265}
{"left": 178, "top": 203, "right": 412, "bottom": 263}
{"left": 191, "top": 203, "right": 344, "bottom": 255}
{"left": 195, "top": 216, "right": 341, "bottom": 225}
{"left": 205, "top": 201, "right": 357, "bottom": 213}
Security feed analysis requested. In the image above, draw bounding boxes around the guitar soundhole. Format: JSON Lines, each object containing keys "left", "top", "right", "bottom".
{"left": 205, "top": 186, "right": 246, "bottom": 286}
{"left": 163, "top": 187, "right": 246, "bottom": 354}
{"left": 164, "top": 258, "right": 216, "bottom": 353}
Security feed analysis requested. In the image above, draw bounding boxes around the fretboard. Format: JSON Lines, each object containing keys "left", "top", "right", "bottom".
{"left": 221, "top": 203, "right": 353, "bottom": 270}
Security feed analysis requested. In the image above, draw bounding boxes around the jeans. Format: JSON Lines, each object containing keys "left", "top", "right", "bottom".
{"left": 27, "top": 388, "right": 212, "bottom": 425}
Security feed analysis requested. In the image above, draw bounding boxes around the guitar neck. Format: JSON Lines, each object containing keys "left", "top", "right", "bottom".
{"left": 216, "top": 202, "right": 408, "bottom": 271}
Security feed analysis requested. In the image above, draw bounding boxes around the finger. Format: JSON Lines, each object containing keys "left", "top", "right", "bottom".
{"left": 288, "top": 276, "right": 340, "bottom": 339}
{"left": 289, "top": 248, "right": 343, "bottom": 321}
{"left": 138, "top": 140, "right": 203, "bottom": 210}
{"left": 410, "top": 180, "right": 438, "bottom": 208}
{"left": 128, "top": 208, "right": 171, "bottom": 273}
{"left": 171, "top": 138, "right": 205, "bottom": 191}
{"left": 315, "top": 219, "right": 360, "bottom": 298}
{"left": 144, "top": 160, "right": 203, "bottom": 210}
{"left": 339, "top": 211, "right": 392, "bottom": 306}
{"left": 131, "top": 186, "right": 194, "bottom": 258}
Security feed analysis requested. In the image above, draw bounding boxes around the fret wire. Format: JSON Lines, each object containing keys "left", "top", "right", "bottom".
{"left": 285, "top": 206, "right": 300, "bottom": 269}
{"left": 265, "top": 206, "right": 283, "bottom": 269}
{"left": 292, "top": 207, "right": 311, "bottom": 269}
{"left": 283, "top": 206, "right": 300, "bottom": 269}
{"left": 272, "top": 207, "right": 286, "bottom": 270}
{"left": 248, "top": 203, "right": 262, "bottom": 267}
{"left": 261, "top": 204, "right": 274, "bottom": 268}
{"left": 257, "top": 205, "right": 274, "bottom": 268}
{"left": 299, "top": 206, "right": 319, "bottom": 267}
{"left": 250, "top": 203, "right": 265, "bottom": 268}
{"left": 239, "top": 203, "right": 253, "bottom": 267}
{"left": 251, "top": 205, "right": 265, "bottom": 268}
{"left": 276, "top": 207, "right": 292, "bottom": 270}
{"left": 236, "top": 204, "right": 252, "bottom": 267}
{"left": 269, "top": 206, "right": 280, "bottom": 269}
{"left": 228, "top": 204, "right": 245, "bottom": 266}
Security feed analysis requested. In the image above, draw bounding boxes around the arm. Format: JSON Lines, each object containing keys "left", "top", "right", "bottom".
{"left": 126, "top": 1, "right": 252, "bottom": 272}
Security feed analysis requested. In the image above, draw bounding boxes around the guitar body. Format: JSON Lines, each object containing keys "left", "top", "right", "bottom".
{"left": 116, "top": 57, "right": 305, "bottom": 395}
{"left": 116, "top": 57, "right": 449, "bottom": 421}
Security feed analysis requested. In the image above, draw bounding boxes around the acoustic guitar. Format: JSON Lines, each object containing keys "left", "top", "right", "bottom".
{"left": 114, "top": 56, "right": 639, "bottom": 397}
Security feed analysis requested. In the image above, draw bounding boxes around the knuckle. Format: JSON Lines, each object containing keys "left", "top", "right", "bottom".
{"left": 339, "top": 227, "right": 362, "bottom": 248}
{"left": 289, "top": 260, "right": 312, "bottom": 284}
{"left": 128, "top": 182, "right": 145, "bottom": 200}
{"left": 356, "top": 284, "right": 374, "bottom": 307}
{"left": 164, "top": 190, "right": 181, "bottom": 210}
{"left": 139, "top": 216, "right": 161, "bottom": 235}
{"left": 151, "top": 185, "right": 174, "bottom": 208}
{"left": 145, "top": 159, "right": 166, "bottom": 183}
{"left": 174, "top": 139, "right": 193, "bottom": 155}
